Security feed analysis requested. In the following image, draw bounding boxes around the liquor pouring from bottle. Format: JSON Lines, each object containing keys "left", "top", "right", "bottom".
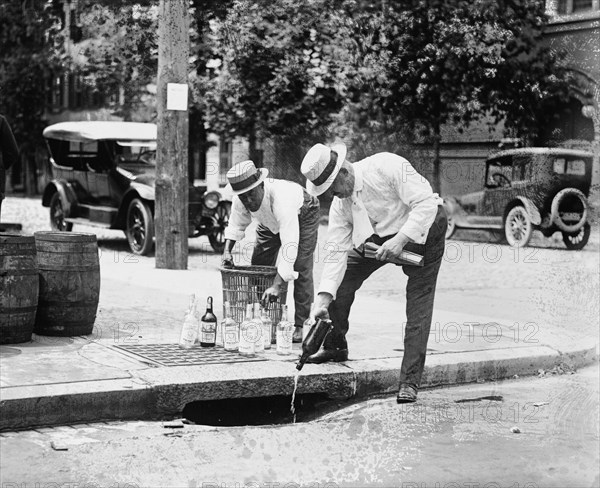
{"left": 200, "top": 296, "right": 217, "bottom": 347}
{"left": 296, "top": 318, "right": 334, "bottom": 370}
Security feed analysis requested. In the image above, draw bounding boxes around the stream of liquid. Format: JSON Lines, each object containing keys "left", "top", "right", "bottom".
{"left": 290, "top": 370, "right": 300, "bottom": 423}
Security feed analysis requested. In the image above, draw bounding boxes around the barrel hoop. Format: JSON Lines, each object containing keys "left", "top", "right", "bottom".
{"left": 0, "top": 305, "right": 38, "bottom": 313}
{"left": 38, "top": 300, "right": 99, "bottom": 307}
{"left": 0, "top": 249, "right": 37, "bottom": 256}
{"left": 37, "top": 265, "right": 100, "bottom": 271}
{"left": 0, "top": 268, "right": 39, "bottom": 276}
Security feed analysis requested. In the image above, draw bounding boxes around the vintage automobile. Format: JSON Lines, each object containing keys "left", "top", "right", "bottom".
{"left": 41, "top": 121, "right": 231, "bottom": 255}
{"left": 444, "top": 147, "right": 593, "bottom": 250}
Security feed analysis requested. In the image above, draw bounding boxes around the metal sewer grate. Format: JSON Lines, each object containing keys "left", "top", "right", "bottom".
{"left": 114, "top": 343, "right": 268, "bottom": 366}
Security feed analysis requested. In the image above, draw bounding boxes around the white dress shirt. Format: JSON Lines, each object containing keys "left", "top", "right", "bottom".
{"left": 319, "top": 152, "right": 443, "bottom": 299}
{"left": 225, "top": 179, "right": 305, "bottom": 282}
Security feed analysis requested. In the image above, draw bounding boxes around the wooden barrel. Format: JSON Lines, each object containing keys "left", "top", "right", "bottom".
{"left": 34, "top": 231, "right": 100, "bottom": 336}
{"left": 0, "top": 234, "right": 39, "bottom": 344}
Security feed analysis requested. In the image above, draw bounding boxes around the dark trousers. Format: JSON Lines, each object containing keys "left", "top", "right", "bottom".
{"left": 325, "top": 205, "right": 447, "bottom": 388}
{"left": 251, "top": 191, "right": 320, "bottom": 327}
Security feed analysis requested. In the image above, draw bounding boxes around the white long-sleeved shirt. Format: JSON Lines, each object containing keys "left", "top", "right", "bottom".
{"left": 319, "top": 152, "right": 443, "bottom": 299}
{"left": 225, "top": 179, "right": 305, "bottom": 282}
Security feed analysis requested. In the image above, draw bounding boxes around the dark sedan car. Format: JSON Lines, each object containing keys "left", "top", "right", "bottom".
{"left": 41, "top": 121, "right": 230, "bottom": 255}
{"left": 444, "top": 147, "right": 593, "bottom": 249}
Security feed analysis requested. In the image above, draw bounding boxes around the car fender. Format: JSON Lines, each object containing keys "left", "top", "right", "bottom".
{"left": 42, "top": 180, "right": 77, "bottom": 216}
{"left": 505, "top": 197, "right": 541, "bottom": 226}
{"left": 129, "top": 182, "right": 155, "bottom": 201}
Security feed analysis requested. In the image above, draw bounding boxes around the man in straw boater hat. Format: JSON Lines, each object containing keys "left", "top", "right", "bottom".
{"left": 222, "top": 160, "right": 320, "bottom": 342}
{"left": 300, "top": 143, "right": 447, "bottom": 403}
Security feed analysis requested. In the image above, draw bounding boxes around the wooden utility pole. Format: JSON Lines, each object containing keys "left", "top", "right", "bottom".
{"left": 156, "top": 0, "right": 190, "bottom": 269}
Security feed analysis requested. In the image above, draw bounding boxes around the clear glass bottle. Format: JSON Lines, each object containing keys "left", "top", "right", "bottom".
{"left": 276, "top": 304, "right": 294, "bottom": 355}
{"left": 260, "top": 305, "right": 272, "bottom": 350}
{"left": 238, "top": 303, "right": 256, "bottom": 357}
{"left": 222, "top": 301, "right": 239, "bottom": 352}
{"left": 200, "top": 296, "right": 217, "bottom": 347}
{"left": 178, "top": 294, "right": 198, "bottom": 350}
{"left": 252, "top": 302, "right": 264, "bottom": 354}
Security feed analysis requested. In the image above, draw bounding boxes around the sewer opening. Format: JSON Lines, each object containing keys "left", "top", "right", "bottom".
{"left": 182, "top": 393, "right": 334, "bottom": 426}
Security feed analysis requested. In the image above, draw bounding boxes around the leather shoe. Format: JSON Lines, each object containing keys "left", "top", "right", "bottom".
{"left": 396, "top": 383, "right": 418, "bottom": 404}
{"left": 305, "top": 348, "right": 348, "bottom": 364}
{"left": 292, "top": 327, "right": 303, "bottom": 343}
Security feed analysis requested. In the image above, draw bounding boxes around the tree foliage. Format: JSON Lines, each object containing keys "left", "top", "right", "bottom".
{"left": 201, "top": 0, "right": 348, "bottom": 151}
{"left": 0, "top": 0, "right": 65, "bottom": 144}
{"left": 75, "top": 1, "right": 159, "bottom": 121}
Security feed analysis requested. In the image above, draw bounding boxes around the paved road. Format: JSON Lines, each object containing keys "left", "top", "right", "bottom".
{"left": 0, "top": 365, "right": 597, "bottom": 487}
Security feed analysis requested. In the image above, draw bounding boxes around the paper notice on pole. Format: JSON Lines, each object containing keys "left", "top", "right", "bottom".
{"left": 166, "top": 83, "right": 188, "bottom": 111}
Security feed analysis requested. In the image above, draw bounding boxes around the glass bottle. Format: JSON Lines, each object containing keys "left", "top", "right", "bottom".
{"left": 200, "top": 296, "right": 217, "bottom": 347}
{"left": 178, "top": 294, "right": 198, "bottom": 350}
{"left": 297, "top": 318, "right": 334, "bottom": 371}
{"left": 276, "top": 304, "right": 294, "bottom": 355}
{"left": 260, "top": 305, "right": 273, "bottom": 350}
{"left": 252, "top": 302, "right": 264, "bottom": 354}
{"left": 222, "top": 301, "right": 239, "bottom": 352}
{"left": 302, "top": 302, "right": 315, "bottom": 341}
{"left": 238, "top": 303, "right": 256, "bottom": 357}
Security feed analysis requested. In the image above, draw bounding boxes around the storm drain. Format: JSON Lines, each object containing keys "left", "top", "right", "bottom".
{"left": 114, "top": 343, "right": 268, "bottom": 366}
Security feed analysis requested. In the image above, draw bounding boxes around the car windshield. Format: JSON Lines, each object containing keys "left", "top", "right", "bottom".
{"left": 116, "top": 142, "right": 156, "bottom": 166}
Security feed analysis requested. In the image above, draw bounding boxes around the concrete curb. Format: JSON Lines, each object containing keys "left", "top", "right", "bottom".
{"left": 0, "top": 344, "right": 597, "bottom": 431}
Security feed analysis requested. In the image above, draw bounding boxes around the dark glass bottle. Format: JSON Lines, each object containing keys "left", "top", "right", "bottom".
{"left": 296, "top": 319, "right": 333, "bottom": 371}
{"left": 200, "top": 296, "right": 217, "bottom": 347}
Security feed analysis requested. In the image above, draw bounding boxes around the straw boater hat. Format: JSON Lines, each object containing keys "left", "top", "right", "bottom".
{"left": 226, "top": 160, "right": 269, "bottom": 195}
{"left": 300, "top": 142, "right": 347, "bottom": 196}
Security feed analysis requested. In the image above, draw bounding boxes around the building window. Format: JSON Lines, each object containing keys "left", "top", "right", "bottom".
{"left": 556, "top": 0, "right": 598, "bottom": 14}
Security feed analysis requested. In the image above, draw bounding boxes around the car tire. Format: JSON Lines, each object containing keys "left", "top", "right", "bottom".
{"left": 562, "top": 222, "right": 590, "bottom": 251}
{"left": 551, "top": 188, "right": 588, "bottom": 233}
{"left": 504, "top": 205, "right": 533, "bottom": 248}
{"left": 208, "top": 201, "right": 230, "bottom": 253}
{"left": 49, "top": 193, "right": 73, "bottom": 232}
{"left": 126, "top": 198, "right": 154, "bottom": 256}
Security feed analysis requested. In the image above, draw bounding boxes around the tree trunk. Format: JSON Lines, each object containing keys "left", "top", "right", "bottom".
{"left": 155, "top": 0, "right": 190, "bottom": 270}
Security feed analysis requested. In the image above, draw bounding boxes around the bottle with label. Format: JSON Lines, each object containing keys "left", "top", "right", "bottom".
{"left": 239, "top": 303, "right": 256, "bottom": 357}
{"left": 222, "top": 301, "right": 239, "bottom": 352}
{"left": 302, "top": 302, "right": 315, "bottom": 341}
{"left": 200, "top": 296, "right": 217, "bottom": 347}
{"left": 178, "top": 294, "right": 199, "bottom": 350}
{"left": 252, "top": 302, "right": 264, "bottom": 354}
{"left": 260, "top": 305, "right": 272, "bottom": 350}
{"left": 276, "top": 304, "right": 294, "bottom": 355}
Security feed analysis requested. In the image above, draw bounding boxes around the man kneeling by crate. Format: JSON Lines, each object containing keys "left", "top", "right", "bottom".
{"left": 222, "top": 160, "right": 320, "bottom": 342}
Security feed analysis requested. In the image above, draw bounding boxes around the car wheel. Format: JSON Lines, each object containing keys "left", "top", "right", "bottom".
{"left": 504, "top": 206, "right": 533, "bottom": 248}
{"left": 562, "top": 223, "right": 590, "bottom": 250}
{"left": 126, "top": 198, "right": 154, "bottom": 256}
{"left": 208, "top": 202, "right": 230, "bottom": 253}
{"left": 49, "top": 193, "right": 73, "bottom": 232}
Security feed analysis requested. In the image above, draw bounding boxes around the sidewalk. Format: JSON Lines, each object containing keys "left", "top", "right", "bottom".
{"left": 1, "top": 243, "right": 598, "bottom": 431}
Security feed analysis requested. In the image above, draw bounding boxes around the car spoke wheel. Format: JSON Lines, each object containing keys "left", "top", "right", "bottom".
{"left": 562, "top": 222, "right": 590, "bottom": 250}
{"left": 505, "top": 206, "right": 532, "bottom": 248}
{"left": 126, "top": 198, "right": 154, "bottom": 256}
{"left": 208, "top": 202, "right": 230, "bottom": 253}
{"left": 49, "top": 193, "right": 73, "bottom": 232}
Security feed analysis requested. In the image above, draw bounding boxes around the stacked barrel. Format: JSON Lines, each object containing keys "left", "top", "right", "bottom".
{"left": 0, "top": 232, "right": 100, "bottom": 344}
